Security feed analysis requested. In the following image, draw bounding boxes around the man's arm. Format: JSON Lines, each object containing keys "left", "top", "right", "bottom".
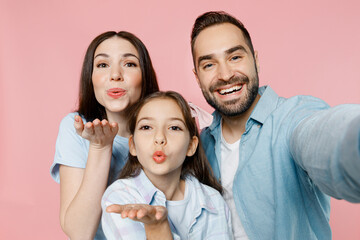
{"left": 290, "top": 104, "right": 360, "bottom": 202}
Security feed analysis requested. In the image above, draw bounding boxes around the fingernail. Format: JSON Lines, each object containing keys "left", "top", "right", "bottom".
{"left": 75, "top": 116, "right": 79, "bottom": 122}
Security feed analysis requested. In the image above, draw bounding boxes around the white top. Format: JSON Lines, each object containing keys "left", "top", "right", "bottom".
{"left": 167, "top": 179, "right": 192, "bottom": 240}
{"left": 221, "top": 128, "right": 249, "bottom": 240}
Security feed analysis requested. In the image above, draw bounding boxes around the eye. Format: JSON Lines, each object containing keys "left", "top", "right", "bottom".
{"left": 203, "top": 63, "right": 213, "bottom": 69}
{"left": 139, "top": 125, "right": 151, "bottom": 130}
{"left": 125, "top": 62, "right": 137, "bottom": 67}
{"left": 231, "top": 55, "right": 241, "bottom": 61}
{"left": 230, "top": 55, "right": 242, "bottom": 61}
{"left": 169, "top": 126, "right": 182, "bottom": 131}
{"left": 96, "top": 63, "right": 108, "bottom": 68}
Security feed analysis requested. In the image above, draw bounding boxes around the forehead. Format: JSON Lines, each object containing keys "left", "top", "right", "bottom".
{"left": 95, "top": 36, "right": 139, "bottom": 56}
{"left": 137, "top": 98, "right": 184, "bottom": 120}
{"left": 193, "top": 23, "right": 249, "bottom": 60}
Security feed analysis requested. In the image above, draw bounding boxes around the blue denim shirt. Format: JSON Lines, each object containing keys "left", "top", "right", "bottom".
{"left": 200, "top": 86, "right": 360, "bottom": 240}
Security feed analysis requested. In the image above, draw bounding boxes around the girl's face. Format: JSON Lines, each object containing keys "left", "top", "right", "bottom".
{"left": 129, "top": 98, "right": 198, "bottom": 180}
{"left": 92, "top": 36, "right": 142, "bottom": 116}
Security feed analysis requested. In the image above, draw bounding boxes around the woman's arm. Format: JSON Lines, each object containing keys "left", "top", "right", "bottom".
{"left": 60, "top": 117, "right": 118, "bottom": 239}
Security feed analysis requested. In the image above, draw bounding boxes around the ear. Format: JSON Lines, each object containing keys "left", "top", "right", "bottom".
{"left": 186, "top": 136, "right": 199, "bottom": 157}
{"left": 128, "top": 135, "right": 137, "bottom": 156}
{"left": 254, "top": 50, "right": 260, "bottom": 73}
{"left": 192, "top": 68, "right": 201, "bottom": 87}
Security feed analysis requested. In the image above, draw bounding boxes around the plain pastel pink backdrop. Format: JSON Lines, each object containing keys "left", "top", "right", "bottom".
{"left": 1, "top": 0, "right": 359, "bottom": 239}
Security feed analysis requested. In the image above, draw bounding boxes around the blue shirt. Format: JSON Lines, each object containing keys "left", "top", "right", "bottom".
{"left": 50, "top": 112, "right": 129, "bottom": 239}
{"left": 101, "top": 170, "right": 233, "bottom": 240}
{"left": 200, "top": 86, "right": 360, "bottom": 240}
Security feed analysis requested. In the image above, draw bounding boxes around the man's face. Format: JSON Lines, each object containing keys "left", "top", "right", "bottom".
{"left": 193, "top": 23, "right": 259, "bottom": 117}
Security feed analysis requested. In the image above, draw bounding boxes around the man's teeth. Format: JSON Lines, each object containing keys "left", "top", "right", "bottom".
{"left": 219, "top": 85, "right": 242, "bottom": 95}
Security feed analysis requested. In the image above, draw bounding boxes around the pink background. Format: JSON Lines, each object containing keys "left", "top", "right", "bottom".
{"left": 1, "top": 0, "right": 359, "bottom": 239}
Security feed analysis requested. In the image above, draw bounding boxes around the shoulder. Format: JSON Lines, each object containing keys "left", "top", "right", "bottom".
{"left": 56, "top": 112, "right": 87, "bottom": 146}
{"left": 264, "top": 94, "right": 330, "bottom": 133}
{"left": 102, "top": 178, "right": 145, "bottom": 207}
{"left": 59, "top": 112, "right": 86, "bottom": 128}
{"left": 51, "top": 112, "right": 89, "bottom": 182}
{"left": 278, "top": 95, "right": 329, "bottom": 114}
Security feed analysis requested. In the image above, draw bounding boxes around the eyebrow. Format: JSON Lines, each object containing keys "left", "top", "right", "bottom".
{"left": 197, "top": 45, "right": 248, "bottom": 67}
{"left": 226, "top": 45, "right": 248, "bottom": 55}
{"left": 94, "top": 52, "right": 139, "bottom": 60}
{"left": 137, "top": 117, "right": 186, "bottom": 125}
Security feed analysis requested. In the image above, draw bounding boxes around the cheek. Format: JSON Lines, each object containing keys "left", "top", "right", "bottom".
{"left": 91, "top": 75, "right": 101, "bottom": 97}
{"left": 198, "top": 72, "right": 213, "bottom": 87}
{"left": 91, "top": 72, "right": 104, "bottom": 91}
{"left": 129, "top": 72, "right": 143, "bottom": 98}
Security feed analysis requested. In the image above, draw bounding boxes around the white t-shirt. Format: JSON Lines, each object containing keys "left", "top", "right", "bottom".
{"left": 167, "top": 179, "right": 192, "bottom": 240}
{"left": 221, "top": 128, "right": 249, "bottom": 240}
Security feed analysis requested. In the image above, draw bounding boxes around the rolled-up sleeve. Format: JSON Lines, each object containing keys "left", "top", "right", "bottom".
{"left": 290, "top": 104, "right": 360, "bottom": 202}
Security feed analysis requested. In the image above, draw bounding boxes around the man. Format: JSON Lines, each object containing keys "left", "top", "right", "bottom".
{"left": 191, "top": 11, "right": 360, "bottom": 239}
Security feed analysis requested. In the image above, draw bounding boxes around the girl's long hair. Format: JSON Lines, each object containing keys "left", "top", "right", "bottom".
{"left": 118, "top": 91, "right": 223, "bottom": 194}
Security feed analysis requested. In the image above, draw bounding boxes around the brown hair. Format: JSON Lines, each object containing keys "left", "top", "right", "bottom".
{"left": 191, "top": 11, "right": 255, "bottom": 69}
{"left": 119, "top": 91, "right": 223, "bottom": 194}
{"left": 77, "top": 31, "right": 159, "bottom": 121}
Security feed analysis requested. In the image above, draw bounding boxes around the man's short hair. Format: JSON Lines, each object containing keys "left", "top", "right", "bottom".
{"left": 191, "top": 11, "right": 255, "bottom": 68}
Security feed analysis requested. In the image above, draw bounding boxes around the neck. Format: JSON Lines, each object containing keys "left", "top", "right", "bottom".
{"left": 145, "top": 170, "right": 185, "bottom": 201}
{"left": 221, "top": 94, "right": 260, "bottom": 144}
{"left": 105, "top": 110, "right": 130, "bottom": 138}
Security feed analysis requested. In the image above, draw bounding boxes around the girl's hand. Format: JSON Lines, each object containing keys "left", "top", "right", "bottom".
{"left": 74, "top": 116, "right": 118, "bottom": 148}
{"left": 106, "top": 204, "right": 168, "bottom": 225}
{"left": 107, "top": 204, "right": 173, "bottom": 239}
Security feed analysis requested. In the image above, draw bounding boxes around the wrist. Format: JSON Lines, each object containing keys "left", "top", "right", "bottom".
{"left": 144, "top": 219, "right": 172, "bottom": 240}
{"left": 89, "top": 142, "right": 113, "bottom": 151}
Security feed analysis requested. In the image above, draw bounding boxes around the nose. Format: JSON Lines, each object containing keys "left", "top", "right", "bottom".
{"left": 110, "top": 65, "right": 123, "bottom": 81}
{"left": 154, "top": 131, "right": 166, "bottom": 145}
{"left": 218, "top": 62, "right": 234, "bottom": 81}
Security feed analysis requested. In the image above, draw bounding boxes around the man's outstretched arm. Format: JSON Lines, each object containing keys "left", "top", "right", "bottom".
{"left": 291, "top": 104, "right": 360, "bottom": 202}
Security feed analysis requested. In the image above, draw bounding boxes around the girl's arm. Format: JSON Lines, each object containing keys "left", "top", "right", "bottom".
{"left": 106, "top": 204, "right": 173, "bottom": 240}
{"left": 60, "top": 117, "right": 118, "bottom": 239}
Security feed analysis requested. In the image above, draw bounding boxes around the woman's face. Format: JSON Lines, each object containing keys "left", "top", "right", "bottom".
{"left": 92, "top": 36, "right": 142, "bottom": 116}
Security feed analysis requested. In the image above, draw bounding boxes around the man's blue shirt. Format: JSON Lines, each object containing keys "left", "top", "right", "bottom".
{"left": 201, "top": 86, "right": 360, "bottom": 240}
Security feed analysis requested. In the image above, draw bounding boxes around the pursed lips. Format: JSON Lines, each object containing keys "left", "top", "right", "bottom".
{"left": 153, "top": 151, "right": 167, "bottom": 164}
{"left": 106, "top": 88, "right": 126, "bottom": 98}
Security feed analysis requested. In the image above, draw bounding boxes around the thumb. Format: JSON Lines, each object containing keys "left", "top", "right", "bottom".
{"left": 74, "top": 115, "right": 84, "bottom": 136}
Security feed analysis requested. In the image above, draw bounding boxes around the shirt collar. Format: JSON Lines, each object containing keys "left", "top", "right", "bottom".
{"left": 133, "top": 169, "right": 165, "bottom": 204}
{"left": 249, "top": 85, "right": 279, "bottom": 124}
{"left": 209, "top": 85, "right": 279, "bottom": 129}
{"left": 134, "top": 171, "right": 218, "bottom": 214}
{"left": 187, "top": 176, "right": 218, "bottom": 214}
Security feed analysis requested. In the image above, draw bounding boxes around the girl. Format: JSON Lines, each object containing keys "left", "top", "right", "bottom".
{"left": 50, "top": 31, "right": 159, "bottom": 239}
{"left": 101, "top": 91, "right": 233, "bottom": 239}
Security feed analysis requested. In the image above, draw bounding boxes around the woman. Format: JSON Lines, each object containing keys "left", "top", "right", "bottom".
{"left": 50, "top": 31, "right": 159, "bottom": 239}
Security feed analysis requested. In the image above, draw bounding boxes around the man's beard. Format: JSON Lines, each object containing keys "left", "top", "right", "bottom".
{"left": 201, "top": 74, "right": 259, "bottom": 117}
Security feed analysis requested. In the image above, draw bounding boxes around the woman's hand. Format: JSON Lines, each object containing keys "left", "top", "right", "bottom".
{"left": 74, "top": 116, "right": 118, "bottom": 148}
{"left": 106, "top": 204, "right": 173, "bottom": 240}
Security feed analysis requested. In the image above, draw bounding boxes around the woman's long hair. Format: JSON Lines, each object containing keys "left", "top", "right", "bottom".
{"left": 118, "top": 91, "right": 223, "bottom": 194}
{"left": 76, "top": 31, "right": 159, "bottom": 121}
